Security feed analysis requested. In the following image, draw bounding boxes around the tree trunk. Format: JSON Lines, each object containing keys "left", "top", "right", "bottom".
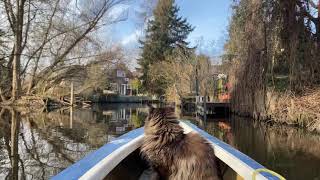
{"left": 27, "top": 0, "right": 59, "bottom": 94}
{"left": 26, "top": 58, "right": 40, "bottom": 95}
{"left": 12, "top": 46, "right": 22, "bottom": 100}
{"left": 10, "top": 109, "right": 20, "bottom": 180}
{"left": 11, "top": 0, "right": 25, "bottom": 100}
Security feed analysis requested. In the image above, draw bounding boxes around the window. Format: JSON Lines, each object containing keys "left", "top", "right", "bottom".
{"left": 117, "top": 70, "right": 126, "bottom": 77}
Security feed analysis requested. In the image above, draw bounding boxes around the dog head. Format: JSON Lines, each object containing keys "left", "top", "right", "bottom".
{"left": 144, "top": 105, "right": 176, "bottom": 134}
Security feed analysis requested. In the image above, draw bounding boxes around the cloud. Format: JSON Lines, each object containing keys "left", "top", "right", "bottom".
{"left": 108, "top": 4, "right": 130, "bottom": 19}
{"left": 121, "top": 29, "right": 143, "bottom": 46}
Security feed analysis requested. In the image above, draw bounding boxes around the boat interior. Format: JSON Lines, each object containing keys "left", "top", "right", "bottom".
{"left": 104, "top": 149, "right": 238, "bottom": 180}
{"left": 104, "top": 149, "right": 148, "bottom": 180}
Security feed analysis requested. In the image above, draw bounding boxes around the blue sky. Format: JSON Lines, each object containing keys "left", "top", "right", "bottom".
{"left": 106, "top": 0, "right": 232, "bottom": 62}
{"left": 175, "top": 0, "right": 232, "bottom": 55}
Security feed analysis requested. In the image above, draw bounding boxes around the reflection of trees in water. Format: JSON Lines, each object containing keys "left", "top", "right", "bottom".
{"left": 200, "top": 120, "right": 234, "bottom": 147}
{"left": 35, "top": 108, "right": 110, "bottom": 147}
{"left": 197, "top": 117, "right": 320, "bottom": 179}
{"left": 230, "top": 117, "right": 320, "bottom": 180}
{"left": 131, "top": 114, "right": 143, "bottom": 128}
{"left": 231, "top": 117, "right": 320, "bottom": 159}
{"left": 130, "top": 109, "right": 147, "bottom": 128}
{"left": 0, "top": 108, "right": 109, "bottom": 180}
{"left": 103, "top": 107, "right": 148, "bottom": 135}
{"left": 0, "top": 105, "right": 150, "bottom": 179}
{"left": 0, "top": 108, "right": 19, "bottom": 180}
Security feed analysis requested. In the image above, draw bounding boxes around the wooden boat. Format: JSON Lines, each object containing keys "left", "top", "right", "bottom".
{"left": 52, "top": 121, "right": 285, "bottom": 180}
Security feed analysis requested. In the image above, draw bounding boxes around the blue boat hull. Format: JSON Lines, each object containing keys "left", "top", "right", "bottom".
{"left": 52, "top": 121, "right": 282, "bottom": 180}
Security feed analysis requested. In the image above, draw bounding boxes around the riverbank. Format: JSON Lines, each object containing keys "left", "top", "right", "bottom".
{"left": 0, "top": 96, "right": 70, "bottom": 110}
{"left": 233, "top": 88, "right": 320, "bottom": 133}
{"left": 267, "top": 88, "right": 320, "bottom": 132}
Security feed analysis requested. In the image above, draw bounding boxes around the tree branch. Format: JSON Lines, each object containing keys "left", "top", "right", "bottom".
{"left": 3, "top": 0, "right": 16, "bottom": 34}
{"left": 0, "top": 87, "right": 7, "bottom": 102}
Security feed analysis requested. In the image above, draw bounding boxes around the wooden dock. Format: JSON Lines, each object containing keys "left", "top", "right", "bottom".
{"left": 197, "top": 102, "right": 231, "bottom": 118}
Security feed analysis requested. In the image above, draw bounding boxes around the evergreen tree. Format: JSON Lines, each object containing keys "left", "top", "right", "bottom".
{"left": 138, "top": 0, "right": 194, "bottom": 95}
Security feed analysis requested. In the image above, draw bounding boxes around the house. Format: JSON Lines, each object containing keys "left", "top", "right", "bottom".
{"left": 108, "top": 64, "right": 133, "bottom": 96}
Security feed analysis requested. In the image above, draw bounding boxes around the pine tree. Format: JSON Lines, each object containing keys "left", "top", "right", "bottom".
{"left": 138, "top": 0, "right": 194, "bottom": 95}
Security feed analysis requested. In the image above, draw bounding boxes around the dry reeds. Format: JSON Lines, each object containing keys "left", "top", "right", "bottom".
{"left": 268, "top": 88, "right": 320, "bottom": 132}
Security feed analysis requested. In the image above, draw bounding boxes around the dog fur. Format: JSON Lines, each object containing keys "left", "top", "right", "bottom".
{"left": 141, "top": 107, "right": 221, "bottom": 180}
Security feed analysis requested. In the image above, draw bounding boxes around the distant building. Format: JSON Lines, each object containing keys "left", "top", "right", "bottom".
{"left": 108, "top": 65, "right": 134, "bottom": 96}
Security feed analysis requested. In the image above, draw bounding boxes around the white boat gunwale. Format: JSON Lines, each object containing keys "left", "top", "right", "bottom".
{"left": 179, "top": 121, "right": 280, "bottom": 180}
{"left": 52, "top": 121, "right": 281, "bottom": 180}
{"left": 51, "top": 127, "right": 144, "bottom": 180}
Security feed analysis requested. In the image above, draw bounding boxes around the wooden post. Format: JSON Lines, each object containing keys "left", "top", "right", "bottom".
{"left": 70, "top": 82, "right": 74, "bottom": 106}
{"left": 203, "top": 92, "right": 207, "bottom": 123}
{"left": 70, "top": 106, "right": 73, "bottom": 129}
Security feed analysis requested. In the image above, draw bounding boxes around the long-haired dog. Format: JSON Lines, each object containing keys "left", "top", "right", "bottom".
{"left": 141, "top": 107, "right": 221, "bottom": 180}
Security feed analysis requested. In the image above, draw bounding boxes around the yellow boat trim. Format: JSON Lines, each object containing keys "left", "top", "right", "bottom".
{"left": 252, "top": 168, "right": 286, "bottom": 180}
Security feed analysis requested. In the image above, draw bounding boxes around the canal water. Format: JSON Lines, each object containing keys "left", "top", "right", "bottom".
{"left": 0, "top": 104, "right": 319, "bottom": 180}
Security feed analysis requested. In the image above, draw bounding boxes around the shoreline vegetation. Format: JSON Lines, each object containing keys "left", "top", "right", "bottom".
{"left": 2, "top": 88, "right": 319, "bottom": 133}
{"left": 1, "top": 88, "right": 319, "bottom": 133}
{"left": 267, "top": 88, "right": 320, "bottom": 132}
{"left": 0, "top": 96, "right": 71, "bottom": 110}
{"left": 232, "top": 88, "right": 320, "bottom": 133}
{"left": 225, "top": 0, "right": 320, "bottom": 133}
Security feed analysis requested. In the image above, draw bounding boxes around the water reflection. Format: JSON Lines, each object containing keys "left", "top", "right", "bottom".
{"left": 101, "top": 104, "right": 148, "bottom": 135}
{"left": 2, "top": 104, "right": 320, "bottom": 180}
{"left": 0, "top": 104, "right": 148, "bottom": 180}
{"left": 194, "top": 116, "right": 320, "bottom": 180}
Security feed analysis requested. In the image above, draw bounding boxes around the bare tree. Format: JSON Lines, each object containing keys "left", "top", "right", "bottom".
{"left": 0, "top": 0, "right": 129, "bottom": 102}
{"left": 32, "top": 0, "right": 128, "bottom": 91}
{"left": 2, "top": 0, "right": 28, "bottom": 100}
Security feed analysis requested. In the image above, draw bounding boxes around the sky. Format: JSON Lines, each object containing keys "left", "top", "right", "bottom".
{"left": 104, "top": 0, "right": 233, "bottom": 66}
